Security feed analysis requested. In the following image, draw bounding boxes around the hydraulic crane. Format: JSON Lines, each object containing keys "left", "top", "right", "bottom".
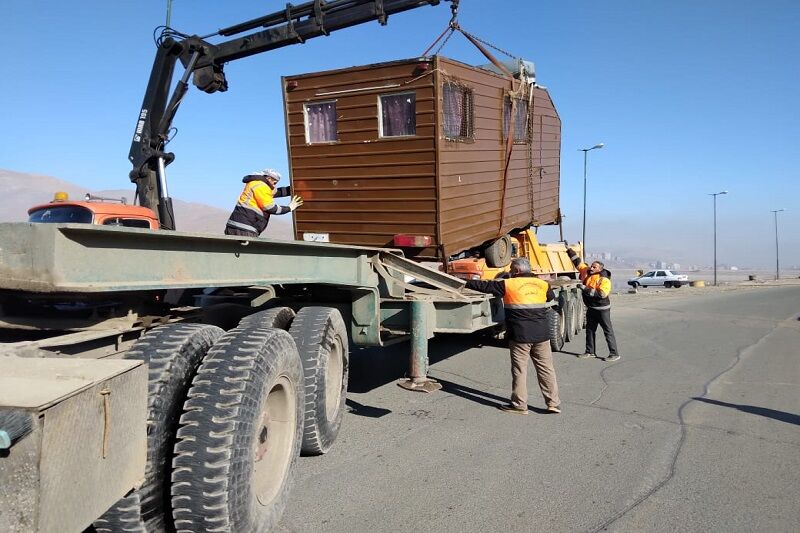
{"left": 128, "top": 0, "right": 458, "bottom": 229}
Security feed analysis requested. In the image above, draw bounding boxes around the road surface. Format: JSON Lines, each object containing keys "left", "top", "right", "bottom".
{"left": 278, "top": 283, "right": 800, "bottom": 532}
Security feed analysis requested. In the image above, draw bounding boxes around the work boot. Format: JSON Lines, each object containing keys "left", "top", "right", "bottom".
{"left": 498, "top": 404, "right": 529, "bottom": 415}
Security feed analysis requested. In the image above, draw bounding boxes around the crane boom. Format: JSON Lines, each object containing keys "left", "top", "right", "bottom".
{"left": 128, "top": 0, "right": 454, "bottom": 229}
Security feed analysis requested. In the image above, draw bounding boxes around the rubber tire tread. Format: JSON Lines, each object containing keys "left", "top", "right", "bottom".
{"left": 171, "top": 326, "right": 303, "bottom": 533}
{"left": 484, "top": 235, "right": 513, "bottom": 268}
{"left": 289, "top": 306, "right": 349, "bottom": 456}
{"left": 549, "top": 307, "right": 565, "bottom": 352}
{"left": 239, "top": 306, "right": 296, "bottom": 330}
{"left": 562, "top": 292, "right": 576, "bottom": 343}
{"left": 576, "top": 294, "right": 587, "bottom": 330}
{"left": 93, "top": 322, "right": 224, "bottom": 533}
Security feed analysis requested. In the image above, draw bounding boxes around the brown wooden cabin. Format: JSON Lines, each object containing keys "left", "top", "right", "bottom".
{"left": 282, "top": 55, "right": 561, "bottom": 263}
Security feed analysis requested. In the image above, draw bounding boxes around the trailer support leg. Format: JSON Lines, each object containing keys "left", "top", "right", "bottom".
{"left": 398, "top": 300, "right": 441, "bottom": 393}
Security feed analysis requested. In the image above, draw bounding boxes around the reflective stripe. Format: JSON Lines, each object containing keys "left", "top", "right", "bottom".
{"left": 505, "top": 301, "right": 554, "bottom": 309}
{"left": 236, "top": 202, "right": 263, "bottom": 215}
{"left": 226, "top": 219, "right": 258, "bottom": 233}
{"left": 588, "top": 305, "right": 611, "bottom": 310}
{"left": 237, "top": 181, "right": 275, "bottom": 213}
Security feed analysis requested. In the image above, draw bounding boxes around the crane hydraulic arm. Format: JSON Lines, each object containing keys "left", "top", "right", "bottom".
{"left": 128, "top": 0, "right": 457, "bottom": 230}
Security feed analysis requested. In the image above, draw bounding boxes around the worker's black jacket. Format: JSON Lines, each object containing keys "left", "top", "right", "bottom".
{"left": 466, "top": 274, "right": 555, "bottom": 343}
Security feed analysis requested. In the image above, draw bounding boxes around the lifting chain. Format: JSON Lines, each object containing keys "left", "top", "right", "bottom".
{"left": 456, "top": 25, "right": 519, "bottom": 61}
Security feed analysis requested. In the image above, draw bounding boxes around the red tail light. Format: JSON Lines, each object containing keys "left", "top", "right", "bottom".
{"left": 393, "top": 234, "right": 433, "bottom": 247}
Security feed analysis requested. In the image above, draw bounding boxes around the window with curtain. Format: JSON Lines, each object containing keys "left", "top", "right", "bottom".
{"left": 304, "top": 101, "right": 337, "bottom": 143}
{"left": 379, "top": 93, "right": 416, "bottom": 137}
{"left": 443, "top": 82, "right": 473, "bottom": 141}
{"left": 502, "top": 97, "right": 530, "bottom": 143}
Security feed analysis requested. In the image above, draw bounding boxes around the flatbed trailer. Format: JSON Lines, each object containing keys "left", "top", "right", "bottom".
{"left": 1, "top": 222, "right": 578, "bottom": 531}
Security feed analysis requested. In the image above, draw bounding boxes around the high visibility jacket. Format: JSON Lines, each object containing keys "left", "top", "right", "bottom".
{"left": 567, "top": 249, "right": 612, "bottom": 310}
{"left": 225, "top": 177, "right": 291, "bottom": 236}
{"left": 466, "top": 274, "right": 554, "bottom": 343}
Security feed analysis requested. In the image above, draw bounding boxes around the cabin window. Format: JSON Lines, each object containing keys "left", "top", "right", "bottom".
{"left": 304, "top": 101, "right": 338, "bottom": 143}
{"left": 379, "top": 93, "right": 416, "bottom": 137}
{"left": 103, "top": 218, "right": 152, "bottom": 228}
{"left": 503, "top": 97, "right": 530, "bottom": 143}
{"left": 28, "top": 205, "right": 93, "bottom": 224}
{"left": 443, "top": 82, "right": 474, "bottom": 141}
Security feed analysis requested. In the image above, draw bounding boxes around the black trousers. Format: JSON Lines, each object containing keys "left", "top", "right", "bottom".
{"left": 585, "top": 307, "right": 619, "bottom": 357}
{"left": 224, "top": 226, "right": 258, "bottom": 237}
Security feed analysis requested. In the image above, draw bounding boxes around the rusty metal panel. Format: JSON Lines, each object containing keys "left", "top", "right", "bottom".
{"left": 283, "top": 56, "right": 561, "bottom": 261}
{"left": 0, "top": 358, "right": 146, "bottom": 533}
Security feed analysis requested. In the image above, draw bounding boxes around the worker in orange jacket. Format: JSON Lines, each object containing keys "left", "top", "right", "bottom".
{"left": 466, "top": 257, "right": 561, "bottom": 415}
{"left": 567, "top": 248, "right": 620, "bottom": 361}
{"left": 224, "top": 169, "right": 303, "bottom": 237}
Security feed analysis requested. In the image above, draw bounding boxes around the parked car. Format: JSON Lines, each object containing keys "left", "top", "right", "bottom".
{"left": 628, "top": 269, "right": 689, "bottom": 288}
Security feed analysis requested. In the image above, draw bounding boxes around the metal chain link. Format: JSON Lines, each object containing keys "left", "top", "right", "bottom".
{"left": 457, "top": 26, "right": 519, "bottom": 60}
{"left": 433, "top": 27, "right": 456, "bottom": 56}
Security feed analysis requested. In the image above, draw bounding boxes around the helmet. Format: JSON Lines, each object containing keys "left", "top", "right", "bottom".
{"left": 251, "top": 168, "right": 281, "bottom": 181}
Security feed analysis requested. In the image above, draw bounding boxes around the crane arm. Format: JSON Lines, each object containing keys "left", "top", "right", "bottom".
{"left": 128, "top": 0, "right": 454, "bottom": 229}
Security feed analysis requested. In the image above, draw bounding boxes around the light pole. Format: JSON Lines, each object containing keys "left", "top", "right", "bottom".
{"left": 771, "top": 209, "right": 785, "bottom": 280}
{"left": 709, "top": 190, "right": 728, "bottom": 286}
{"left": 580, "top": 143, "right": 604, "bottom": 261}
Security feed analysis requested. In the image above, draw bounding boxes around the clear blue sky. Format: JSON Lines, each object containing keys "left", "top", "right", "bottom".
{"left": 2, "top": 1, "right": 798, "bottom": 268}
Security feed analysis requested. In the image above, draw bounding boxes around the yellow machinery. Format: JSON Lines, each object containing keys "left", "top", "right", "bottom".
{"left": 448, "top": 229, "right": 582, "bottom": 280}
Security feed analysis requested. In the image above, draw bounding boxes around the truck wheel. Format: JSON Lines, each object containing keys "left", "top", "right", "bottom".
{"left": 94, "top": 323, "right": 224, "bottom": 533}
{"left": 289, "top": 306, "right": 349, "bottom": 456}
{"left": 575, "top": 295, "right": 586, "bottom": 330}
{"left": 549, "top": 307, "right": 565, "bottom": 352}
{"left": 171, "top": 327, "right": 303, "bottom": 533}
{"left": 484, "top": 235, "right": 513, "bottom": 268}
{"left": 673, "top": 281, "right": 682, "bottom": 288}
{"left": 630, "top": 281, "right": 639, "bottom": 288}
{"left": 240, "top": 306, "right": 296, "bottom": 329}
{"left": 562, "top": 293, "right": 576, "bottom": 342}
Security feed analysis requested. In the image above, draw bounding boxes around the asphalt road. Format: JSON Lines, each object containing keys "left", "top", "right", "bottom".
{"left": 278, "top": 283, "right": 800, "bottom": 532}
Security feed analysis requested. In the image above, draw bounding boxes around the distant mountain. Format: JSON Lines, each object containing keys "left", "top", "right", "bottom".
{"left": 0, "top": 169, "right": 294, "bottom": 239}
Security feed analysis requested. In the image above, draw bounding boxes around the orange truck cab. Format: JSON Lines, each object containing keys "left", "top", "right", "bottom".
{"left": 27, "top": 192, "right": 159, "bottom": 229}
{"left": 447, "top": 229, "right": 582, "bottom": 281}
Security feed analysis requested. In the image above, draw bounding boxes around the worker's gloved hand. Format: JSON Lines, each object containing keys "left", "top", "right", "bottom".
{"left": 288, "top": 195, "right": 304, "bottom": 211}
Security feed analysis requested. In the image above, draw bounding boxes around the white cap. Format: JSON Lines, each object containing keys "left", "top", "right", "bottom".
{"left": 251, "top": 168, "right": 281, "bottom": 181}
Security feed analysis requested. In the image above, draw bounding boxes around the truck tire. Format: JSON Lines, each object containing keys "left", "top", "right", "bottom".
{"left": 94, "top": 323, "right": 224, "bottom": 533}
{"left": 562, "top": 293, "right": 576, "bottom": 342}
{"left": 289, "top": 307, "right": 349, "bottom": 456}
{"left": 484, "top": 235, "right": 513, "bottom": 268}
{"left": 673, "top": 281, "right": 683, "bottom": 288}
{"left": 549, "top": 307, "right": 565, "bottom": 352}
{"left": 171, "top": 327, "right": 303, "bottom": 533}
{"left": 239, "top": 306, "right": 296, "bottom": 330}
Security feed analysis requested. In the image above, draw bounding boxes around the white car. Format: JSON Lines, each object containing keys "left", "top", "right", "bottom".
{"left": 628, "top": 269, "right": 689, "bottom": 288}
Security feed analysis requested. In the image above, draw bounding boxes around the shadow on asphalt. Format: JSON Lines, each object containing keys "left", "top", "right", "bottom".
{"left": 345, "top": 398, "right": 391, "bottom": 418}
{"left": 693, "top": 397, "right": 800, "bottom": 426}
{"left": 435, "top": 378, "right": 550, "bottom": 414}
{"left": 348, "top": 333, "right": 489, "bottom": 394}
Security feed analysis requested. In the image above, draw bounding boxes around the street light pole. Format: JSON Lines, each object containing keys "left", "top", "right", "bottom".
{"left": 580, "top": 143, "right": 604, "bottom": 262}
{"left": 771, "top": 209, "right": 785, "bottom": 280}
{"left": 709, "top": 190, "right": 728, "bottom": 286}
